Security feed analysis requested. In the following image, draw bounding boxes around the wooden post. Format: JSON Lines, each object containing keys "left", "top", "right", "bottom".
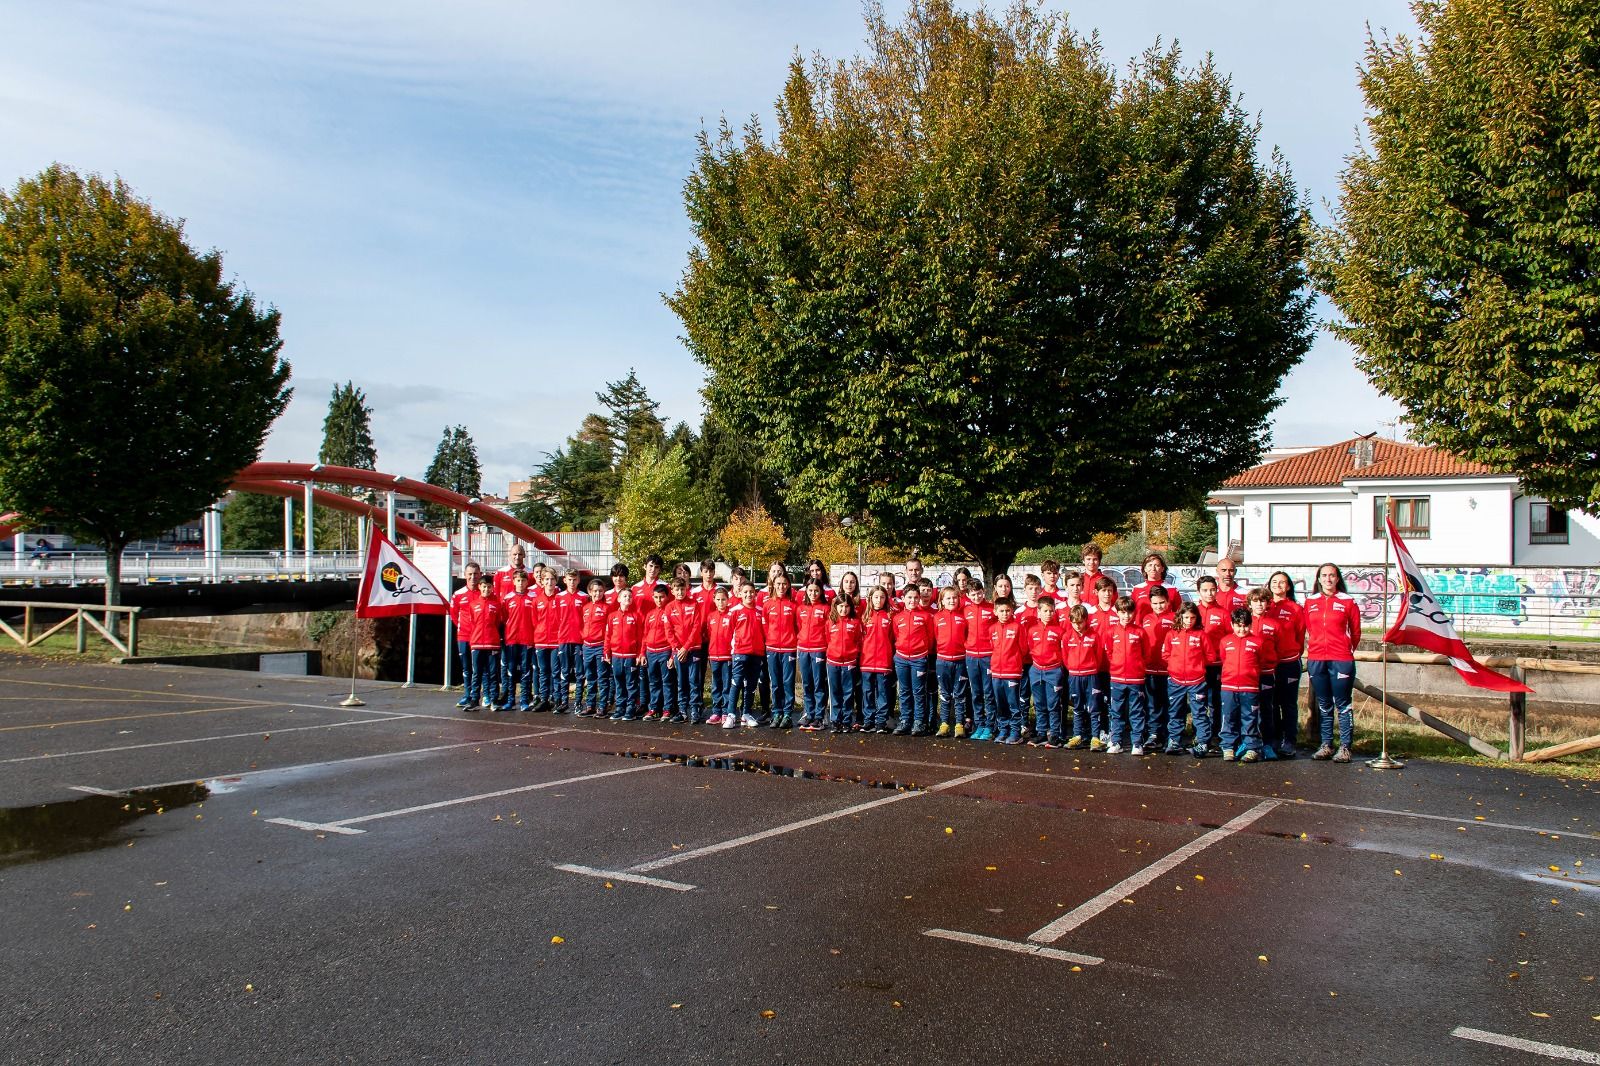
{"left": 75, "top": 611, "right": 86, "bottom": 654}
{"left": 1508, "top": 665, "right": 1526, "bottom": 762}
{"left": 127, "top": 609, "right": 138, "bottom": 657}
{"left": 23, "top": 605, "right": 31, "bottom": 644}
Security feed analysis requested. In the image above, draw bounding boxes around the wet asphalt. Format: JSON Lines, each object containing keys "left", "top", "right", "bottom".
{"left": 1, "top": 657, "right": 1597, "bottom": 1065}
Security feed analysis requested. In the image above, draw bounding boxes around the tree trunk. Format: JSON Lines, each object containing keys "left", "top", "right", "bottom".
{"left": 103, "top": 537, "right": 125, "bottom": 607}
{"left": 972, "top": 545, "right": 1018, "bottom": 587}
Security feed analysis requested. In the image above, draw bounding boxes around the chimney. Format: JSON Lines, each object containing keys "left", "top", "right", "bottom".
{"left": 1348, "top": 432, "right": 1378, "bottom": 470}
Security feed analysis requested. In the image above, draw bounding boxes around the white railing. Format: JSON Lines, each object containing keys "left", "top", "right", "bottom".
{"left": 0, "top": 551, "right": 365, "bottom": 585}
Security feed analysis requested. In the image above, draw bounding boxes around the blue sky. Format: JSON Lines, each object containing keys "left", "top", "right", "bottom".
{"left": 2, "top": 0, "right": 1414, "bottom": 496}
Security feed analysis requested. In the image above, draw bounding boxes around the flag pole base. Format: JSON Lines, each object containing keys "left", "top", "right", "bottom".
{"left": 340, "top": 693, "right": 366, "bottom": 707}
{"left": 1367, "top": 753, "right": 1406, "bottom": 770}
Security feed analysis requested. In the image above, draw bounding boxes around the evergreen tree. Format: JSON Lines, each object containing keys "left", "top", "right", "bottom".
{"left": 318, "top": 381, "right": 377, "bottom": 548}
{"left": 595, "top": 369, "right": 665, "bottom": 472}
{"left": 421, "top": 425, "right": 482, "bottom": 528}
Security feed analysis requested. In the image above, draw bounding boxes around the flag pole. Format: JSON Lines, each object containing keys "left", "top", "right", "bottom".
{"left": 1370, "top": 496, "right": 1403, "bottom": 769}
{"left": 341, "top": 526, "right": 367, "bottom": 707}
{"left": 404, "top": 606, "right": 417, "bottom": 688}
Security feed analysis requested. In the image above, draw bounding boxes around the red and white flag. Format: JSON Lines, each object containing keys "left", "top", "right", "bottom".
{"left": 356, "top": 526, "right": 448, "bottom": 618}
{"left": 1382, "top": 516, "right": 1532, "bottom": 693}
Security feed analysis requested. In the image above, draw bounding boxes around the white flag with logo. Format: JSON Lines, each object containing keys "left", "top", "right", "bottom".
{"left": 357, "top": 526, "right": 448, "bottom": 618}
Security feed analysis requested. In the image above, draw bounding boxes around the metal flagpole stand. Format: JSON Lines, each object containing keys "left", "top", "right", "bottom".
{"left": 1369, "top": 494, "right": 1404, "bottom": 769}
{"left": 404, "top": 608, "right": 417, "bottom": 688}
{"left": 341, "top": 524, "right": 367, "bottom": 708}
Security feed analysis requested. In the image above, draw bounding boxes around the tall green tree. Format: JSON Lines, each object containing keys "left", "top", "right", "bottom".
{"left": 596, "top": 369, "right": 665, "bottom": 472}
{"left": 421, "top": 424, "right": 482, "bottom": 528}
{"left": 670, "top": 1, "right": 1313, "bottom": 578}
{"left": 1310, "top": 0, "right": 1600, "bottom": 513}
{"left": 317, "top": 381, "right": 377, "bottom": 548}
{"left": 221, "top": 491, "right": 336, "bottom": 551}
{"left": 0, "top": 166, "right": 291, "bottom": 604}
{"left": 612, "top": 444, "right": 705, "bottom": 572}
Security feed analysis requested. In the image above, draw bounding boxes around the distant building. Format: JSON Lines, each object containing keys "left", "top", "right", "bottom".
{"left": 1207, "top": 436, "right": 1599, "bottom": 567}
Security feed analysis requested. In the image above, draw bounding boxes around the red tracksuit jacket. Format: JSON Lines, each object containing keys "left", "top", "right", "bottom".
{"left": 532, "top": 589, "right": 560, "bottom": 649}
{"left": 934, "top": 608, "right": 967, "bottom": 661}
{"left": 859, "top": 611, "right": 894, "bottom": 673}
{"left": 1142, "top": 611, "right": 1177, "bottom": 674}
{"left": 643, "top": 608, "right": 674, "bottom": 654}
{"left": 762, "top": 596, "right": 800, "bottom": 653}
{"left": 1106, "top": 623, "right": 1147, "bottom": 686}
{"left": 826, "top": 615, "right": 863, "bottom": 667}
{"left": 1268, "top": 599, "right": 1306, "bottom": 662}
{"left": 501, "top": 591, "right": 537, "bottom": 646}
{"left": 581, "top": 598, "right": 613, "bottom": 647}
{"left": 555, "top": 590, "right": 585, "bottom": 644}
{"left": 1304, "top": 593, "right": 1361, "bottom": 661}
{"left": 962, "top": 599, "right": 995, "bottom": 656}
{"left": 796, "top": 602, "right": 831, "bottom": 654}
{"left": 989, "top": 620, "right": 1028, "bottom": 680}
{"left": 464, "top": 596, "right": 503, "bottom": 651}
{"left": 666, "top": 598, "right": 707, "bottom": 652}
{"left": 1220, "top": 633, "right": 1265, "bottom": 691}
{"left": 892, "top": 606, "right": 934, "bottom": 659}
{"left": 730, "top": 602, "right": 767, "bottom": 656}
{"left": 1026, "top": 620, "right": 1065, "bottom": 671}
{"left": 1065, "top": 628, "right": 1106, "bottom": 676}
{"left": 604, "top": 609, "right": 643, "bottom": 659}
{"left": 707, "top": 608, "right": 734, "bottom": 662}
{"left": 1164, "top": 629, "right": 1210, "bottom": 685}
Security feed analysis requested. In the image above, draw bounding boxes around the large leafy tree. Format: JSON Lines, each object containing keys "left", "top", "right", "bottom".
{"left": 670, "top": 0, "right": 1313, "bottom": 578}
{"left": 1311, "top": 0, "right": 1600, "bottom": 513}
{"left": 421, "top": 424, "right": 482, "bottom": 528}
{"left": 317, "top": 381, "right": 377, "bottom": 548}
{"left": 0, "top": 166, "right": 291, "bottom": 603}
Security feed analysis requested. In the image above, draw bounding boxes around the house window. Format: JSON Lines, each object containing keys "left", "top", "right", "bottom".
{"left": 1530, "top": 503, "right": 1569, "bottom": 545}
{"left": 1269, "top": 502, "right": 1351, "bottom": 542}
{"left": 1375, "top": 497, "right": 1430, "bottom": 539}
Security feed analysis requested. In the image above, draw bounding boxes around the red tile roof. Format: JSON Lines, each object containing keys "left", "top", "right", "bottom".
{"left": 1221, "top": 438, "right": 1502, "bottom": 489}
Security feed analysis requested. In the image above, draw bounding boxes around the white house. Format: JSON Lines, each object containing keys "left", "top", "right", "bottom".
{"left": 1207, "top": 435, "right": 1600, "bottom": 567}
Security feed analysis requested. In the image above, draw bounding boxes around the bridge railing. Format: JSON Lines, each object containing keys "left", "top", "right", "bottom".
{"left": 0, "top": 600, "right": 141, "bottom": 656}
{"left": 0, "top": 551, "right": 365, "bottom": 586}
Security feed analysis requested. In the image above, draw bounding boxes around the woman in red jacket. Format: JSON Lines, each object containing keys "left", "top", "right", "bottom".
{"left": 1267, "top": 570, "right": 1307, "bottom": 756}
{"left": 1304, "top": 563, "right": 1361, "bottom": 763}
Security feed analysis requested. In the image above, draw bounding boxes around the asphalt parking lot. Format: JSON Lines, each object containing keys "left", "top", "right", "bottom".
{"left": 2, "top": 656, "right": 1597, "bottom": 1065}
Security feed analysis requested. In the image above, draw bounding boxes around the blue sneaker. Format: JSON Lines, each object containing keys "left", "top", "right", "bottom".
{"left": 1261, "top": 744, "right": 1279, "bottom": 761}
{"left": 455, "top": 697, "right": 471, "bottom": 708}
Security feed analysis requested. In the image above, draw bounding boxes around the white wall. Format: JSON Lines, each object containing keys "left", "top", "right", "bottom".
{"left": 1512, "top": 496, "right": 1600, "bottom": 566}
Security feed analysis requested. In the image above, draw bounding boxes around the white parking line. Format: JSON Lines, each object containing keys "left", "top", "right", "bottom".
{"left": 267, "top": 747, "right": 746, "bottom": 835}
{"left": 922, "top": 798, "right": 1280, "bottom": 967}
{"left": 922, "top": 929, "right": 1104, "bottom": 965}
{"left": 3, "top": 716, "right": 410, "bottom": 764}
{"left": 631, "top": 768, "right": 995, "bottom": 874}
{"left": 67, "top": 785, "right": 126, "bottom": 798}
{"left": 1452, "top": 1027, "right": 1600, "bottom": 1063}
{"left": 556, "top": 768, "right": 995, "bottom": 890}
{"left": 550, "top": 865, "right": 697, "bottom": 892}
{"left": 1027, "top": 799, "right": 1280, "bottom": 943}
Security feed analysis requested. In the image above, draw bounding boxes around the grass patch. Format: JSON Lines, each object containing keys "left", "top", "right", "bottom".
{"left": 1459, "top": 629, "right": 1600, "bottom": 645}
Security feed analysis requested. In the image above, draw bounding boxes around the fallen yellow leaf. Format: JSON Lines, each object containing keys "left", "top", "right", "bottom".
{"left": 1329, "top": 992, "right": 1338, "bottom": 997}
{"left": 1394, "top": 870, "right": 1403, "bottom": 876}
{"left": 550, "top": 935, "right": 565, "bottom": 944}
{"left": 245, "top": 983, "right": 254, "bottom": 992}
{"left": 1070, "top": 965, "right": 1082, "bottom": 972}
{"left": 1429, "top": 854, "right": 1443, "bottom": 860}
{"left": 760, "top": 1009, "right": 776, "bottom": 1019}
{"left": 944, "top": 827, "right": 954, "bottom": 835}
{"left": 604, "top": 882, "right": 614, "bottom": 890}
{"left": 1258, "top": 955, "right": 1269, "bottom": 963}
{"left": 670, "top": 1003, "right": 682, "bottom": 1010}
{"left": 891, "top": 1001, "right": 903, "bottom": 1009}
{"left": 1531, "top": 1012, "right": 1550, "bottom": 1018}
{"left": 985, "top": 865, "right": 997, "bottom": 871}
{"left": 1194, "top": 874, "right": 1204, "bottom": 882}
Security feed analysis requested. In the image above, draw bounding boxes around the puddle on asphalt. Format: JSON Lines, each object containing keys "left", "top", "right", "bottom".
{"left": 602, "top": 751, "right": 922, "bottom": 792}
{"left": 0, "top": 783, "right": 209, "bottom": 868}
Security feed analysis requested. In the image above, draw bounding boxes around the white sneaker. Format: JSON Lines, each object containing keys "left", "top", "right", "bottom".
{"left": 741, "top": 714, "right": 759, "bottom": 727}
{"left": 1131, "top": 745, "right": 1146, "bottom": 757}
{"left": 721, "top": 714, "right": 737, "bottom": 729}
{"left": 1105, "top": 742, "right": 1124, "bottom": 755}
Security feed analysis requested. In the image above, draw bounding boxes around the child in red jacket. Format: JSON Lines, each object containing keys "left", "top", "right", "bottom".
{"left": 1141, "top": 586, "right": 1179, "bottom": 750}
{"left": 641, "top": 585, "right": 677, "bottom": 721}
{"left": 465, "top": 574, "right": 503, "bottom": 711}
{"left": 706, "top": 586, "right": 734, "bottom": 725}
{"left": 1064, "top": 604, "right": 1106, "bottom": 749}
{"left": 1105, "top": 596, "right": 1149, "bottom": 755}
{"left": 604, "top": 587, "right": 644, "bottom": 720}
{"left": 1219, "top": 607, "right": 1266, "bottom": 762}
{"left": 500, "top": 571, "right": 538, "bottom": 712}
{"left": 796, "top": 581, "right": 832, "bottom": 730}
{"left": 578, "top": 577, "right": 613, "bottom": 717}
{"left": 988, "top": 597, "right": 1029, "bottom": 744}
{"left": 858, "top": 586, "right": 895, "bottom": 733}
{"left": 933, "top": 586, "right": 969, "bottom": 738}
{"left": 1164, "top": 602, "right": 1212, "bottom": 756}
{"left": 824, "top": 596, "right": 863, "bottom": 734}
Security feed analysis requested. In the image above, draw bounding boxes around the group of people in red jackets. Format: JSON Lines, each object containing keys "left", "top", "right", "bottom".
{"left": 447, "top": 542, "right": 1365, "bottom": 763}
